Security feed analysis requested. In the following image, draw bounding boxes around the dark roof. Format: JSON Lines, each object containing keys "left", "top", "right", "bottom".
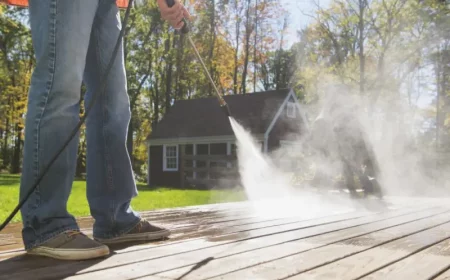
{"left": 149, "top": 89, "right": 291, "bottom": 140}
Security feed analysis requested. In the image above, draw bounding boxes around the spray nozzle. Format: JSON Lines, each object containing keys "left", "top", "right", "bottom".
{"left": 221, "top": 104, "right": 231, "bottom": 117}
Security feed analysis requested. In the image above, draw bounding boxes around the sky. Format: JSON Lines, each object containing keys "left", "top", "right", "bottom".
{"left": 280, "top": 0, "right": 331, "bottom": 47}
{"left": 279, "top": 0, "right": 434, "bottom": 109}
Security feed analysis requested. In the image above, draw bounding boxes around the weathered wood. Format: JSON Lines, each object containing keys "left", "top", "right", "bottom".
{"left": 435, "top": 267, "right": 450, "bottom": 279}
{"left": 290, "top": 213, "right": 450, "bottom": 279}
{"left": 1, "top": 198, "right": 450, "bottom": 280}
{"left": 0, "top": 207, "right": 361, "bottom": 275}
{"left": 5, "top": 207, "right": 433, "bottom": 279}
{"left": 153, "top": 208, "right": 450, "bottom": 280}
{"left": 360, "top": 238, "right": 450, "bottom": 280}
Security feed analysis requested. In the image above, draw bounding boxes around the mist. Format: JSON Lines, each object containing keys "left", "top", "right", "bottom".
{"left": 230, "top": 79, "right": 449, "bottom": 212}
{"left": 228, "top": 79, "right": 449, "bottom": 214}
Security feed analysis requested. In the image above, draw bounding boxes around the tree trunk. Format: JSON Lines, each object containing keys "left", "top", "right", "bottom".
{"left": 435, "top": 51, "right": 441, "bottom": 150}
{"left": 11, "top": 124, "right": 21, "bottom": 173}
{"left": 275, "top": 18, "right": 287, "bottom": 90}
{"left": 165, "top": 34, "right": 173, "bottom": 113}
{"left": 76, "top": 138, "right": 86, "bottom": 178}
{"left": 253, "top": 0, "right": 258, "bottom": 92}
{"left": 233, "top": 0, "right": 241, "bottom": 95}
{"left": 153, "top": 75, "right": 160, "bottom": 130}
{"left": 358, "top": 0, "right": 366, "bottom": 95}
{"left": 2, "top": 117, "right": 9, "bottom": 169}
{"left": 176, "top": 33, "right": 185, "bottom": 100}
{"left": 208, "top": 0, "right": 217, "bottom": 96}
{"left": 241, "top": 0, "right": 252, "bottom": 95}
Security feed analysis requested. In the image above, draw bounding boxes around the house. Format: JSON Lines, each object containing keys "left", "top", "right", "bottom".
{"left": 146, "top": 88, "right": 308, "bottom": 188}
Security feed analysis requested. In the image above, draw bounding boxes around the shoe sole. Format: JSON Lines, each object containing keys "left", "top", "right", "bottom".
{"left": 95, "top": 229, "right": 171, "bottom": 245}
{"left": 27, "top": 246, "right": 110, "bottom": 261}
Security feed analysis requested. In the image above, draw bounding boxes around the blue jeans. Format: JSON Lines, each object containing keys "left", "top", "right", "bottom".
{"left": 20, "top": 0, "right": 141, "bottom": 250}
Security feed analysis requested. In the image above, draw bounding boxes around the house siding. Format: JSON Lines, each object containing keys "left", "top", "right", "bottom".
{"left": 149, "top": 145, "right": 181, "bottom": 187}
{"left": 268, "top": 95, "right": 304, "bottom": 151}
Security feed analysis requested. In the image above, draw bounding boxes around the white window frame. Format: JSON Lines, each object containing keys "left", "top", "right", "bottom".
{"left": 163, "top": 144, "right": 178, "bottom": 171}
{"left": 286, "top": 101, "right": 296, "bottom": 118}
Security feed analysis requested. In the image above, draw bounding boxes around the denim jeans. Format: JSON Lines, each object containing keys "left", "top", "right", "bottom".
{"left": 20, "top": 0, "right": 141, "bottom": 250}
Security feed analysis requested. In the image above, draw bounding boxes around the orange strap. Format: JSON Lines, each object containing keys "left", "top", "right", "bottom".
{"left": 0, "top": 0, "right": 129, "bottom": 8}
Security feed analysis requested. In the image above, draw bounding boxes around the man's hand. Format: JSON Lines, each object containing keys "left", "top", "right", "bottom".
{"left": 157, "top": 0, "right": 190, "bottom": 30}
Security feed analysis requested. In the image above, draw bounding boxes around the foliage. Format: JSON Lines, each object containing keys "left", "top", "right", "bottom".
{"left": 291, "top": 0, "right": 450, "bottom": 148}
{"left": 0, "top": 0, "right": 287, "bottom": 178}
{"left": 0, "top": 0, "right": 449, "bottom": 179}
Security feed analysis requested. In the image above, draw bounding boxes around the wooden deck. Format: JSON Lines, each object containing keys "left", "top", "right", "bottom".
{"left": 1, "top": 196, "right": 450, "bottom": 279}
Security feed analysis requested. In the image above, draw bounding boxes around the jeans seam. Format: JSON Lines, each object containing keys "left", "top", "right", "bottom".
{"left": 25, "top": 0, "right": 58, "bottom": 226}
{"left": 92, "top": 17, "right": 115, "bottom": 226}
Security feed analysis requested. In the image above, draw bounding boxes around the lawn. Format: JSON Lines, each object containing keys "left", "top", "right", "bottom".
{"left": 0, "top": 174, "right": 247, "bottom": 224}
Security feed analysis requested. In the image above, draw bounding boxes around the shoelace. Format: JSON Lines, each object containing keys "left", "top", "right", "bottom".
{"left": 66, "top": 230, "right": 83, "bottom": 238}
{"left": 134, "top": 220, "right": 146, "bottom": 233}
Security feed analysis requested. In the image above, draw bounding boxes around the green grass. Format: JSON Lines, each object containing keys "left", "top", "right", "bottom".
{"left": 0, "top": 174, "right": 247, "bottom": 224}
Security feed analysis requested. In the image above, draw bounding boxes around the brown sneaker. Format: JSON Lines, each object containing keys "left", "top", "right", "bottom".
{"left": 95, "top": 219, "right": 171, "bottom": 245}
{"left": 27, "top": 230, "right": 110, "bottom": 261}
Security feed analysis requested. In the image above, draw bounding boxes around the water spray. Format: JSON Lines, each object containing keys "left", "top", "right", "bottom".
{"left": 166, "top": 0, "right": 232, "bottom": 117}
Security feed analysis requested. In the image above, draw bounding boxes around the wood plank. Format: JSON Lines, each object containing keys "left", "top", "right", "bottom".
{"left": 434, "top": 266, "right": 450, "bottom": 279}
{"left": 0, "top": 202, "right": 251, "bottom": 237}
{"left": 291, "top": 216, "right": 450, "bottom": 279}
{"left": 152, "top": 209, "right": 450, "bottom": 280}
{"left": 5, "top": 207, "right": 435, "bottom": 279}
{"left": 0, "top": 214, "right": 312, "bottom": 259}
{"left": 0, "top": 215, "right": 295, "bottom": 260}
{"left": 0, "top": 199, "right": 366, "bottom": 257}
{"left": 359, "top": 238, "right": 450, "bottom": 280}
{"left": 0, "top": 199, "right": 435, "bottom": 254}
{"left": 109, "top": 209, "right": 355, "bottom": 257}
{"left": 0, "top": 207, "right": 369, "bottom": 275}
{"left": 0, "top": 207, "right": 258, "bottom": 256}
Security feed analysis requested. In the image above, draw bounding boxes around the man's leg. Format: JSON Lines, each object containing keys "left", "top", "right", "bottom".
{"left": 342, "top": 159, "right": 358, "bottom": 198}
{"left": 362, "top": 158, "right": 384, "bottom": 198}
{"left": 82, "top": 0, "right": 170, "bottom": 244}
{"left": 20, "top": 0, "right": 109, "bottom": 259}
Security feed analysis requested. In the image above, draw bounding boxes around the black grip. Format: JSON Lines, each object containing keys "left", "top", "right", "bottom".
{"left": 165, "top": 0, "right": 189, "bottom": 34}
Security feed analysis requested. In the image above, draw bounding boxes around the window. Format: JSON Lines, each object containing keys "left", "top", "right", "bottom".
{"left": 196, "top": 144, "right": 209, "bottom": 155}
{"left": 286, "top": 101, "right": 296, "bottom": 118}
{"left": 210, "top": 143, "right": 227, "bottom": 155}
{"left": 163, "top": 145, "right": 178, "bottom": 171}
{"left": 185, "top": 144, "right": 193, "bottom": 155}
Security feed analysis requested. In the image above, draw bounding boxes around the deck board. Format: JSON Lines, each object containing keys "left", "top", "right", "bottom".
{"left": 1, "top": 197, "right": 450, "bottom": 280}
{"left": 434, "top": 267, "right": 450, "bottom": 279}
{"left": 296, "top": 220, "right": 450, "bottom": 279}
{"left": 360, "top": 238, "right": 450, "bottom": 280}
{"left": 155, "top": 208, "right": 448, "bottom": 280}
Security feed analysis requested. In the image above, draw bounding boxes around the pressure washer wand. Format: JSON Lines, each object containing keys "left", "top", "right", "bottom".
{"left": 166, "top": 0, "right": 231, "bottom": 117}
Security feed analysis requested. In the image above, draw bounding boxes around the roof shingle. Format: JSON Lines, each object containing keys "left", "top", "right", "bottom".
{"left": 149, "top": 89, "right": 291, "bottom": 140}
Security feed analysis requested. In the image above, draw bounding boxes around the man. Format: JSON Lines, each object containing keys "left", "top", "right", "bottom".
{"left": 330, "top": 98, "right": 383, "bottom": 199}
{"left": 14, "top": 0, "right": 189, "bottom": 261}
{"left": 308, "top": 87, "right": 383, "bottom": 199}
